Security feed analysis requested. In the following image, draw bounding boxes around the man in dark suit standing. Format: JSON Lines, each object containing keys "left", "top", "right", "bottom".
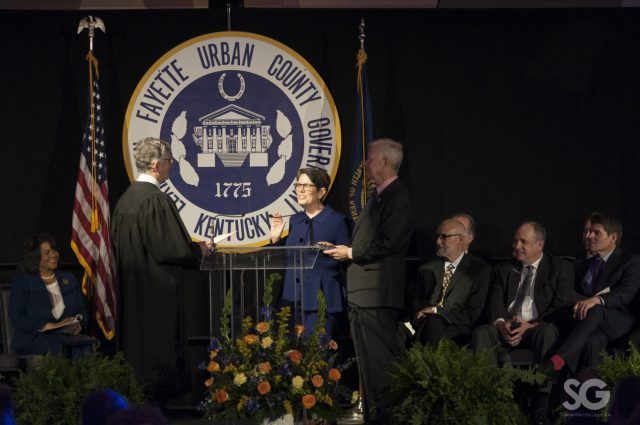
{"left": 542, "top": 213, "right": 640, "bottom": 374}
{"left": 472, "top": 221, "right": 574, "bottom": 366}
{"left": 325, "top": 138, "right": 412, "bottom": 424}
{"left": 410, "top": 218, "right": 491, "bottom": 346}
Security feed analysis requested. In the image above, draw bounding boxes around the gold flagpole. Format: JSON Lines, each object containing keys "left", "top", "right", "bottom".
{"left": 78, "top": 16, "right": 106, "bottom": 232}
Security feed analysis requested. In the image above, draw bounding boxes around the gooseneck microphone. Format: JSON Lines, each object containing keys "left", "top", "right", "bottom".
{"left": 268, "top": 213, "right": 298, "bottom": 218}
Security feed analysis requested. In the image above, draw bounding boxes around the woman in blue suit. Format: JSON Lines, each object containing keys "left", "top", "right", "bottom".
{"left": 270, "top": 168, "right": 350, "bottom": 339}
{"left": 9, "top": 233, "right": 89, "bottom": 356}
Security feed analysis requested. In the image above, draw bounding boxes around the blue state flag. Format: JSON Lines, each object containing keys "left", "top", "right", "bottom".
{"left": 348, "top": 47, "right": 374, "bottom": 224}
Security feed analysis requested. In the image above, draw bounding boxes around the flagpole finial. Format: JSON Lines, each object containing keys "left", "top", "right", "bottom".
{"left": 77, "top": 16, "right": 106, "bottom": 52}
{"left": 359, "top": 18, "right": 366, "bottom": 51}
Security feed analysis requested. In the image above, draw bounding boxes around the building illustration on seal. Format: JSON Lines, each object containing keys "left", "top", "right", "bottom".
{"left": 193, "top": 104, "right": 273, "bottom": 168}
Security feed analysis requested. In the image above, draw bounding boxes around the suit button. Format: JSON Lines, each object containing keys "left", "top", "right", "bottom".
{"left": 299, "top": 238, "right": 304, "bottom": 243}
{"left": 296, "top": 278, "right": 300, "bottom": 283}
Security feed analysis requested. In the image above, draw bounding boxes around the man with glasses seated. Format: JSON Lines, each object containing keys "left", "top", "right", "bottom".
{"left": 409, "top": 218, "right": 491, "bottom": 347}
{"left": 112, "top": 137, "right": 204, "bottom": 397}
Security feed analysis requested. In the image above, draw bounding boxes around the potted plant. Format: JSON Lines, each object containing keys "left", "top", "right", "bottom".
{"left": 12, "top": 351, "right": 145, "bottom": 425}
{"left": 203, "top": 273, "right": 351, "bottom": 424}
{"left": 384, "top": 340, "right": 545, "bottom": 425}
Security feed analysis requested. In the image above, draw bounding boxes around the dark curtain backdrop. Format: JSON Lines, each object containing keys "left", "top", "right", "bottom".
{"left": 2, "top": 8, "right": 640, "bottom": 268}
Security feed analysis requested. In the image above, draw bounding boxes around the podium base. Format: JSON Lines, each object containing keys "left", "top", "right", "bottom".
{"left": 336, "top": 396, "right": 364, "bottom": 425}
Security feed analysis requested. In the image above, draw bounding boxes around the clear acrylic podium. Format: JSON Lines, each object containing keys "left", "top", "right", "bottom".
{"left": 200, "top": 246, "right": 323, "bottom": 339}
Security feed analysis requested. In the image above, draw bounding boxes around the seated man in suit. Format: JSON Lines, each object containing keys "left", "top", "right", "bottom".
{"left": 411, "top": 218, "right": 491, "bottom": 346}
{"left": 472, "top": 221, "right": 574, "bottom": 366}
{"left": 542, "top": 213, "right": 640, "bottom": 374}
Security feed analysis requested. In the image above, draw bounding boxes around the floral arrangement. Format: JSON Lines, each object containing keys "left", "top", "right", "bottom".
{"left": 203, "top": 273, "right": 350, "bottom": 423}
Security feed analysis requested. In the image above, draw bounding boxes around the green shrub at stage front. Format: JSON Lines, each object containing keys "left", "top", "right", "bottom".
{"left": 14, "top": 352, "right": 145, "bottom": 425}
{"left": 385, "top": 340, "right": 545, "bottom": 425}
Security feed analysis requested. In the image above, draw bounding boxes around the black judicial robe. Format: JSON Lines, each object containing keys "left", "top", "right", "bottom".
{"left": 111, "top": 181, "right": 200, "bottom": 388}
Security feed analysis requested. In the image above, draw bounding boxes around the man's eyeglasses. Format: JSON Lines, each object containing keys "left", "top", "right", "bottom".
{"left": 435, "top": 233, "right": 463, "bottom": 240}
{"left": 293, "top": 183, "right": 316, "bottom": 192}
{"left": 159, "top": 157, "right": 173, "bottom": 164}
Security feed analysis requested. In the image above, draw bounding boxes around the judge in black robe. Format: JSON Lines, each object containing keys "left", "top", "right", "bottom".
{"left": 111, "top": 137, "right": 201, "bottom": 393}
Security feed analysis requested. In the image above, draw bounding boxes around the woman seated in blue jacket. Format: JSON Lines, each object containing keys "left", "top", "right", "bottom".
{"left": 270, "top": 168, "right": 351, "bottom": 340}
{"left": 9, "top": 233, "right": 90, "bottom": 356}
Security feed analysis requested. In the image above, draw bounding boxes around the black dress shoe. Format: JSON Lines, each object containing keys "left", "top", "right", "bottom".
{"left": 535, "top": 360, "right": 562, "bottom": 382}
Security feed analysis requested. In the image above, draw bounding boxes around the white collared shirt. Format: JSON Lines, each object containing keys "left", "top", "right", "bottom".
{"left": 137, "top": 173, "right": 160, "bottom": 189}
{"left": 508, "top": 254, "right": 544, "bottom": 322}
{"left": 444, "top": 252, "right": 465, "bottom": 275}
{"left": 45, "top": 279, "right": 66, "bottom": 319}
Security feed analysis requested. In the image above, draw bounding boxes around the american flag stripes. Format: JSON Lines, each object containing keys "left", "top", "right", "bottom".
{"left": 70, "top": 54, "right": 117, "bottom": 340}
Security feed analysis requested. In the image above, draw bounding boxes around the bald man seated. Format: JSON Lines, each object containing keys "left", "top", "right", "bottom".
{"left": 410, "top": 218, "right": 491, "bottom": 346}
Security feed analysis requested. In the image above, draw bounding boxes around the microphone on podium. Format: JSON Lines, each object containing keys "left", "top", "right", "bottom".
{"left": 268, "top": 213, "right": 298, "bottom": 218}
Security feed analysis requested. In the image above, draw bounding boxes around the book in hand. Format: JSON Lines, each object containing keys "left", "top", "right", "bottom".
{"left": 40, "top": 314, "right": 83, "bottom": 334}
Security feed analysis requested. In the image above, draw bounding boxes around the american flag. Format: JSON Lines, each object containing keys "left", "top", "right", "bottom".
{"left": 70, "top": 56, "right": 117, "bottom": 340}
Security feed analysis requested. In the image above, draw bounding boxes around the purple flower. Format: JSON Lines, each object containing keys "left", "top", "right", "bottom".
{"left": 208, "top": 338, "right": 222, "bottom": 352}
{"left": 260, "top": 306, "right": 274, "bottom": 321}
{"left": 279, "top": 364, "right": 293, "bottom": 377}
{"left": 320, "top": 333, "right": 331, "bottom": 346}
{"left": 247, "top": 398, "right": 259, "bottom": 414}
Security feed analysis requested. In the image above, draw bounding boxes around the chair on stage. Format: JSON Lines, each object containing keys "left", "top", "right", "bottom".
{"left": 0, "top": 284, "right": 33, "bottom": 372}
{"left": 0, "top": 284, "right": 97, "bottom": 372}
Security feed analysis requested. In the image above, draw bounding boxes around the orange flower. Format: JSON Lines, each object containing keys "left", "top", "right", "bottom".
{"left": 255, "top": 322, "right": 270, "bottom": 333}
{"left": 204, "top": 377, "right": 214, "bottom": 388}
{"left": 289, "top": 350, "right": 302, "bottom": 363}
{"left": 207, "top": 361, "right": 220, "bottom": 372}
{"left": 257, "top": 380, "right": 271, "bottom": 395}
{"left": 302, "top": 394, "right": 316, "bottom": 409}
{"left": 209, "top": 350, "right": 218, "bottom": 359}
{"left": 311, "top": 375, "right": 324, "bottom": 388}
{"left": 258, "top": 362, "right": 271, "bottom": 374}
{"left": 294, "top": 324, "right": 305, "bottom": 336}
{"left": 243, "top": 334, "right": 259, "bottom": 345}
{"left": 328, "top": 340, "right": 338, "bottom": 350}
{"left": 328, "top": 368, "right": 341, "bottom": 382}
{"left": 215, "top": 389, "right": 229, "bottom": 403}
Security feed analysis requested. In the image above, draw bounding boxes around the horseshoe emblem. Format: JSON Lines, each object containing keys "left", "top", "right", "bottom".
{"left": 218, "top": 73, "right": 245, "bottom": 101}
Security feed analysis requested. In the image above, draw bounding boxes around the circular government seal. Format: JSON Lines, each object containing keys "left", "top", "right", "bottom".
{"left": 123, "top": 31, "right": 341, "bottom": 246}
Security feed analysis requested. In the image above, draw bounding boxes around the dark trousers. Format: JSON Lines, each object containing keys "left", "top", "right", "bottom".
{"left": 349, "top": 305, "right": 406, "bottom": 423}
{"left": 557, "top": 305, "right": 634, "bottom": 372}
{"left": 471, "top": 322, "right": 558, "bottom": 366}
{"left": 413, "top": 314, "right": 468, "bottom": 346}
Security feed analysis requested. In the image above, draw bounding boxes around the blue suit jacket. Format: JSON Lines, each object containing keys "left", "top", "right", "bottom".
{"left": 281, "top": 206, "right": 351, "bottom": 312}
{"left": 9, "top": 271, "right": 88, "bottom": 353}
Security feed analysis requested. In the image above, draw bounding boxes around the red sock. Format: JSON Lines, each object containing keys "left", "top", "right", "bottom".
{"left": 550, "top": 355, "right": 565, "bottom": 371}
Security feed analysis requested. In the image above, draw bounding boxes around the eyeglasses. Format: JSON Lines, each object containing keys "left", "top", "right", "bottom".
{"left": 435, "top": 233, "right": 463, "bottom": 240}
{"left": 159, "top": 157, "right": 173, "bottom": 163}
{"left": 293, "top": 183, "right": 316, "bottom": 192}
